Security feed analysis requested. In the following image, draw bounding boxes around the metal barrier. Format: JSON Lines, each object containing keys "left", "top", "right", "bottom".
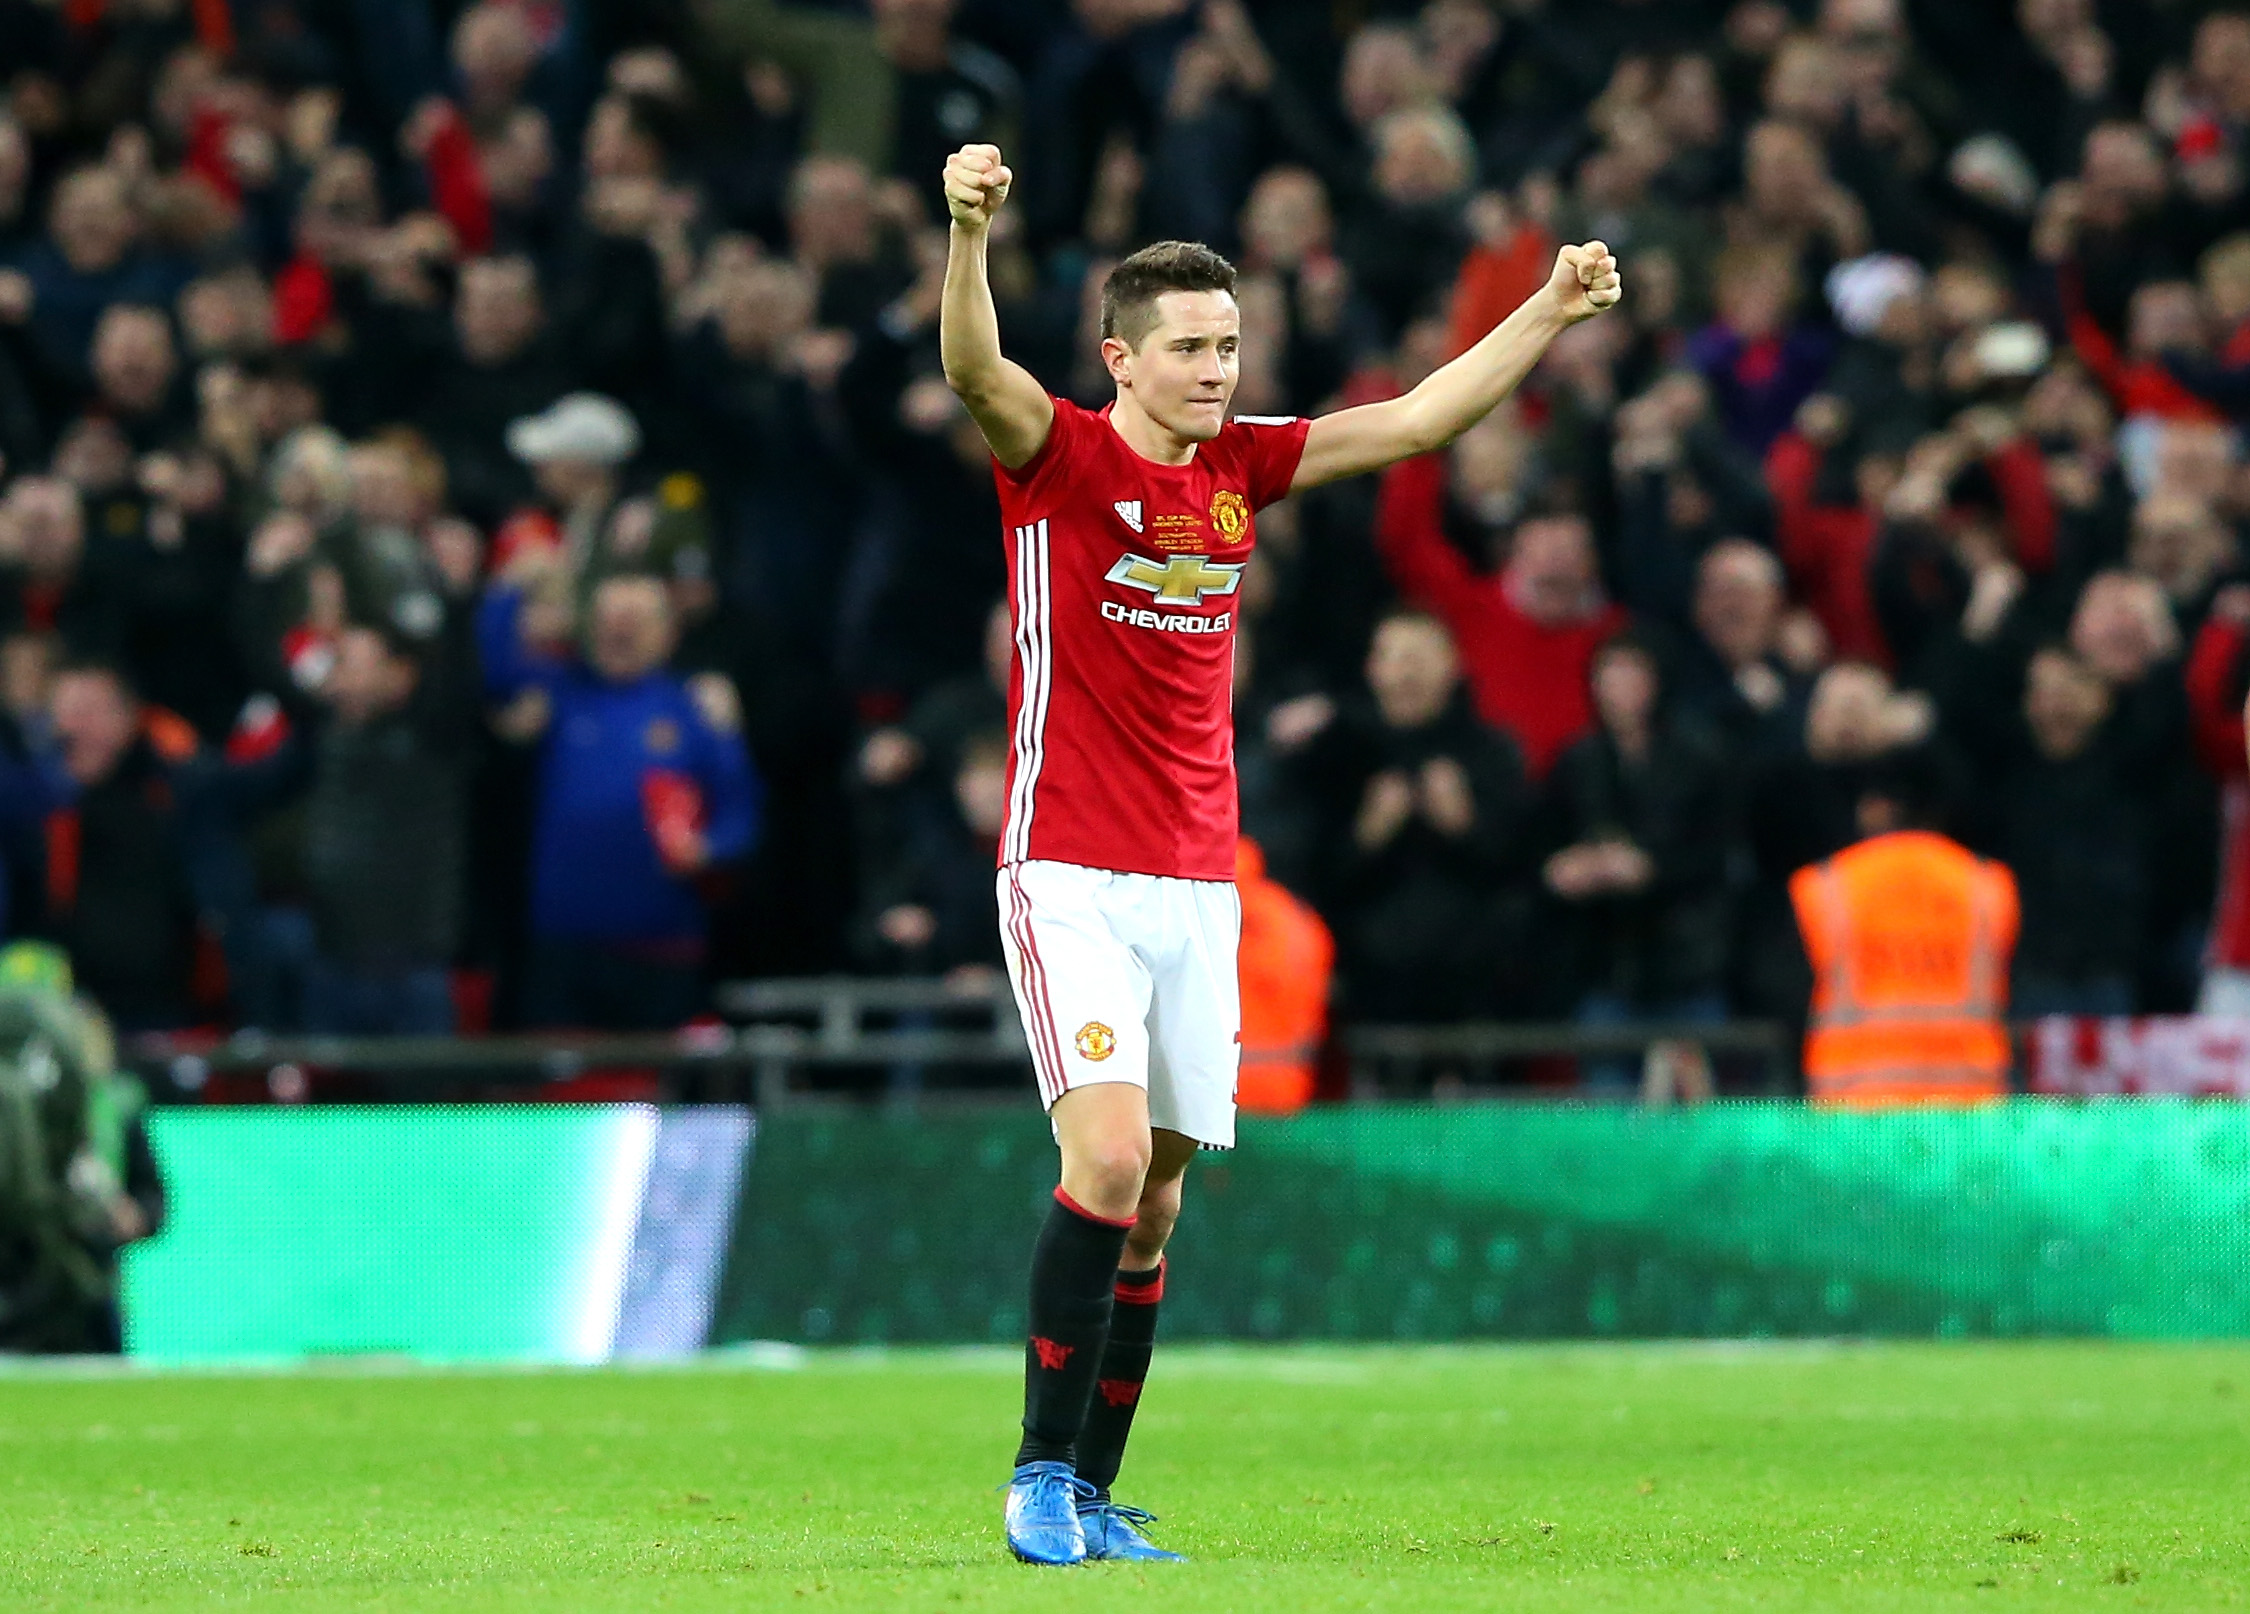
{"left": 1348, "top": 1020, "right": 1797, "bottom": 1095}
{"left": 128, "top": 975, "right": 1799, "bottom": 1103}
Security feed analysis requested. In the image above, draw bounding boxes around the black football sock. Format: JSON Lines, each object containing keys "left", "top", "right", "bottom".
{"left": 1013, "top": 1187, "right": 1134, "bottom": 1468}
{"left": 1073, "top": 1259, "right": 1163, "bottom": 1498}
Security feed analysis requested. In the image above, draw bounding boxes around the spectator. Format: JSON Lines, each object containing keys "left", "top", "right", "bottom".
{"left": 479, "top": 570, "right": 760, "bottom": 1030}
{"left": 0, "top": 476, "right": 120, "bottom": 660}
{"left": 853, "top": 728, "right": 1007, "bottom": 979}
{"left": 674, "top": 253, "right": 854, "bottom": 664}
{"left": 875, "top": 0, "right": 1022, "bottom": 212}
{"left": 2163, "top": 233, "right": 2250, "bottom": 420}
{"left": 87, "top": 304, "right": 188, "bottom": 451}
{"left": 1292, "top": 609, "right": 1534, "bottom": 1022}
{"left": 109, "top": 442, "right": 245, "bottom": 742}
{"left": 1735, "top": 659, "right": 1938, "bottom": 1017}
{"left": 1373, "top": 447, "right": 1626, "bottom": 775}
{"left": 1686, "top": 247, "right": 1838, "bottom": 456}
{"left": 1671, "top": 538, "right": 1817, "bottom": 751}
{"left": 1790, "top": 753, "right": 2018, "bottom": 1107}
{"left": 2129, "top": 491, "right": 2235, "bottom": 636}
{"left": 1348, "top": 105, "right": 1477, "bottom": 341}
{"left": 501, "top": 392, "right": 640, "bottom": 580}
{"left": 2065, "top": 570, "right": 2210, "bottom": 1009}
{"left": 1236, "top": 165, "right": 1368, "bottom": 412}
{"left": 855, "top": 598, "right": 1011, "bottom": 806}
{"left": 1541, "top": 634, "right": 1735, "bottom": 1090}
{"left": 1989, "top": 644, "right": 2148, "bottom": 1016}
{"left": 787, "top": 154, "right": 906, "bottom": 331}
{"left": 559, "top": 93, "right": 687, "bottom": 417}
{"left": 1726, "top": 119, "right": 1869, "bottom": 289}
{"left": 35, "top": 662, "right": 211, "bottom": 1031}
{"left": 298, "top": 626, "right": 474, "bottom": 1034}
{"left": 6, "top": 167, "right": 186, "bottom": 390}
{"left": 1610, "top": 372, "right": 1778, "bottom": 627}
{"left": 418, "top": 254, "right": 563, "bottom": 527}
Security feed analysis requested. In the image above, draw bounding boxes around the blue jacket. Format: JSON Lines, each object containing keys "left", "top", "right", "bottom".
{"left": 478, "top": 588, "right": 760, "bottom": 945}
{"left": 8, "top": 242, "right": 191, "bottom": 384}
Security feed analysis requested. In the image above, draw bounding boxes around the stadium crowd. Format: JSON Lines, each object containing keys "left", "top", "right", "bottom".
{"left": 0, "top": 0, "right": 2245, "bottom": 1050}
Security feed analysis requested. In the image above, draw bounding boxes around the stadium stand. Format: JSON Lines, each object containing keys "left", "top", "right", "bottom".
{"left": 0, "top": 0, "right": 2243, "bottom": 1078}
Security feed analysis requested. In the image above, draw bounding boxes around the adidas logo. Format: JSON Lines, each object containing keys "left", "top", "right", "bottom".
{"left": 1113, "top": 500, "right": 1143, "bottom": 533}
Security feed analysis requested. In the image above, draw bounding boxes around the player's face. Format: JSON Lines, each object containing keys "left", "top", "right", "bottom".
{"left": 1109, "top": 291, "right": 1241, "bottom": 444}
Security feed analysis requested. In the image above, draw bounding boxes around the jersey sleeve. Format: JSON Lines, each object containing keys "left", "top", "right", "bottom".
{"left": 1232, "top": 416, "right": 1313, "bottom": 510}
{"left": 991, "top": 396, "right": 1093, "bottom": 491}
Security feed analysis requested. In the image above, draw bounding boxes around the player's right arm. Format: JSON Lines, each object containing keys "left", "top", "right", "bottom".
{"left": 939, "top": 144, "right": 1053, "bottom": 470}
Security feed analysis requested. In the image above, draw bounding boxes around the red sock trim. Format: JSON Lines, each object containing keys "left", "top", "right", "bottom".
{"left": 1054, "top": 1185, "right": 1135, "bottom": 1229}
{"left": 1114, "top": 1257, "right": 1164, "bottom": 1304}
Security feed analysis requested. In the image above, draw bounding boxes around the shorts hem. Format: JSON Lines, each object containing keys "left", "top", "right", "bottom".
{"left": 1039, "top": 1069, "right": 1148, "bottom": 1110}
{"left": 1039, "top": 1082, "right": 1236, "bottom": 1151}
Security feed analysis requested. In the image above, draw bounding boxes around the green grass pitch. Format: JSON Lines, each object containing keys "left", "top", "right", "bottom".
{"left": 4, "top": 1343, "right": 2247, "bottom": 1610}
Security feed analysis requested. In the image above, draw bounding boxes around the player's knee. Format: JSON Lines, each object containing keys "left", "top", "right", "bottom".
{"left": 1074, "top": 1136, "right": 1152, "bottom": 1207}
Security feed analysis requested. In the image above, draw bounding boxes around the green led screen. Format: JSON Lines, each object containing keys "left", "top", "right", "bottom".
{"left": 713, "top": 1101, "right": 2250, "bottom": 1344}
{"left": 124, "top": 1107, "right": 658, "bottom": 1361}
{"left": 117, "top": 1101, "right": 2250, "bottom": 1358}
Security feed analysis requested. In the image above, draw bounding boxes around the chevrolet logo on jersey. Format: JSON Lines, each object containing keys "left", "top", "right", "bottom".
{"left": 1105, "top": 553, "right": 1244, "bottom": 604}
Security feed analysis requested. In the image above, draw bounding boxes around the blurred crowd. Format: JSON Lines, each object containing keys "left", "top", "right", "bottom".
{"left": 0, "top": 0, "right": 2246, "bottom": 1045}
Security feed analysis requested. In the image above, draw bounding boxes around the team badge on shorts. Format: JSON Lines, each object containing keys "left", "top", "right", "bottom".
{"left": 1210, "top": 488, "right": 1250, "bottom": 543}
{"left": 1074, "top": 1022, "right": 1117, "bottom": 1062}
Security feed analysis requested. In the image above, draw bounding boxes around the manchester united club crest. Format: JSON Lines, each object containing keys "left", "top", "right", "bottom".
{"left": 1075, "top": 1021, "right": 1117, "bottom": 1061}
{"left": 1210, "top": 488, "right": 1250, "bottom": 543}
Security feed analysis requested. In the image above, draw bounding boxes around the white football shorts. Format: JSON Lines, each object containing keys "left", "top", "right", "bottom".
{"left": 996, "top": 859, "right": 1242, "bottom": 1149}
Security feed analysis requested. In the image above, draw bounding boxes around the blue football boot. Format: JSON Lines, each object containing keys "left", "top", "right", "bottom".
{"left": 1004, "top": 1460, "right": 1087, "bottom": 1565}
{"left": 1078, "top": 1497, "right": 1187, "bottom": 1563}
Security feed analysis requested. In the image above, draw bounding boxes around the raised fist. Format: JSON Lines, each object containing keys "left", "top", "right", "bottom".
{"left": 943, "top": 144, "right": 1012, "bottom": 231}
{"left": 1548, "top": 241, "right": 1623, "bottom": 324}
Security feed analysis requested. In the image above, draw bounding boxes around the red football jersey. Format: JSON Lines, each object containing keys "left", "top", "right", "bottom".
{"left": 995, "top": 398, "right": 1311, "bottom": 881}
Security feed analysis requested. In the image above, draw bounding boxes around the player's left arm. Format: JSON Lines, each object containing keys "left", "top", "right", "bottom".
{"left": 1287, "top": 242, "right": 1621, "bottom": 493}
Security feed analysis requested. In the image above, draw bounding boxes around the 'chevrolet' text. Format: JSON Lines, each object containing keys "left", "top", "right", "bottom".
{"left": 1101, "top": 601, "right": 1234, "bottom": 634}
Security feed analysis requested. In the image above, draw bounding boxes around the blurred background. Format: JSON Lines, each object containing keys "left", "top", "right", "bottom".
{"left": 0, "top": 0, "right": 2248, "bottom": 1357}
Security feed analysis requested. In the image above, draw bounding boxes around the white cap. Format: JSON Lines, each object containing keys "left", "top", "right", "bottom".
{"left": 1824, "top": 253, "right": 1925, "bottom": 339}
{"left": 1971, "top": 321, "right": 2051, "bottom": 379}
{"left": 506, "top": 393, "right": 641, "bottom": 466}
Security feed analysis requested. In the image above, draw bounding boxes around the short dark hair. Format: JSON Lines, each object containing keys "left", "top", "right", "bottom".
{"left": 1100, "top": 241, "right": 1239, "bottom": 350}
{"left": 1591, "top": 628, "right": 1667, "bottom": 702}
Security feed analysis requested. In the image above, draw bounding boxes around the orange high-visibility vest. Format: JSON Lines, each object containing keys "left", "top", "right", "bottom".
{"left": 1789, "top": 831, "right": 2018, "bottom": 1108}
{"left": 1234, "top": 837, "right": 1333, "bottom": 1114}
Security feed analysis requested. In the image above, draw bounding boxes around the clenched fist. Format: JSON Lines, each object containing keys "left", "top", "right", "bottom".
{"left": 1548, "top": 240, "right": 1622, "bottom": 324}
{"left": 943, "top": 144, "right": 1012, "bottom": 231}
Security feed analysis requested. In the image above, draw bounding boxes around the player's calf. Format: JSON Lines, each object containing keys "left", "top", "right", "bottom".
{"left": 1014, "top": 1186, "right": 1133, "bottom": 1469}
